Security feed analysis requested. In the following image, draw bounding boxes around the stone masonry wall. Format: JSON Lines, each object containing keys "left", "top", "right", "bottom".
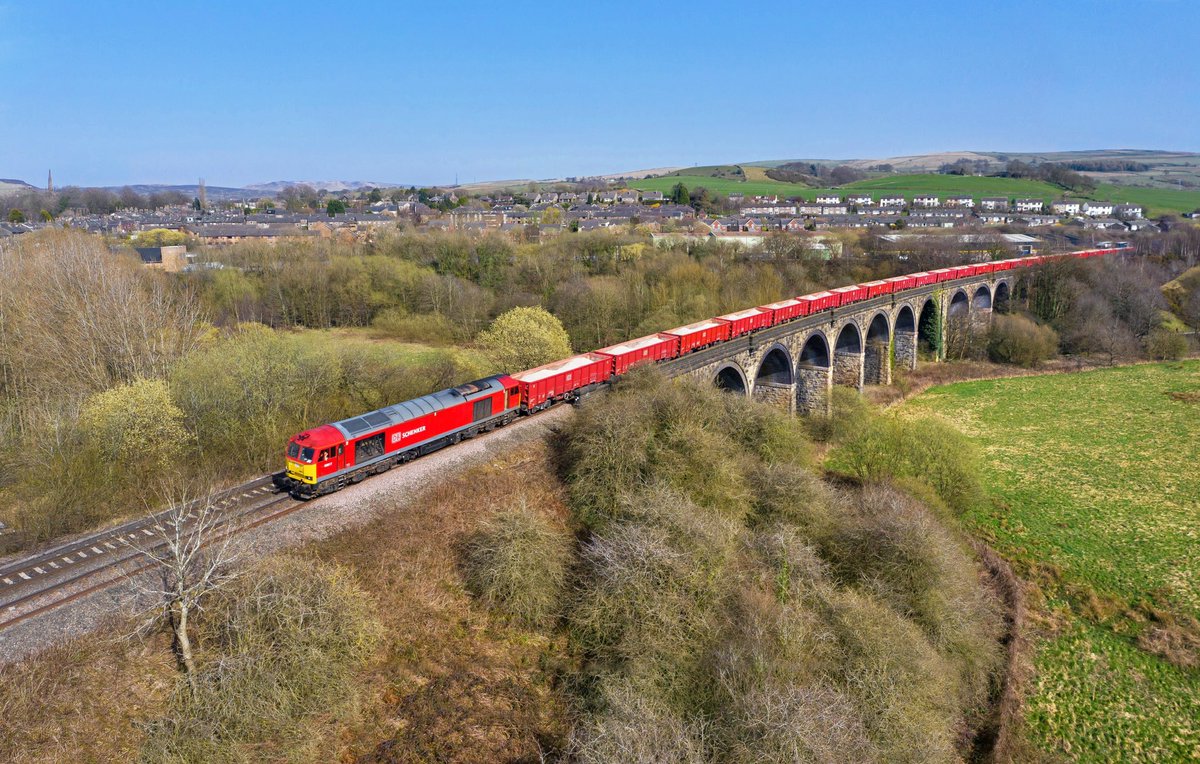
{"left": 864, "top": 341, "right": 890, "bottom": 386}
{"left": 833, "top": 351, "right": 864, "bottom": 390}
{"left": 894, "top": 330, "right": 917, "bottom": 371}
{"left": 796, "top": 366, "right": 832, "bottom": 415}
{"left": 752, "top": 382, "right": 796, "bottom": 413}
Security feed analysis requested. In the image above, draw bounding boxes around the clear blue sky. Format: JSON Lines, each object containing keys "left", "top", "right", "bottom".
{"left": 2, "top": 0, "right": 1197, "bottom": 188}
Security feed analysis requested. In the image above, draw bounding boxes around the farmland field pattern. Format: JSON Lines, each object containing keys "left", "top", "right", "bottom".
{"left": 906, "top": 361, "right": 1200, "bottom": 762}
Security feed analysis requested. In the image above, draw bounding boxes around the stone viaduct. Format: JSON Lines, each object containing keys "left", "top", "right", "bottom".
{"left": 657, "top": 272, "right": 1013, "bottom": 414}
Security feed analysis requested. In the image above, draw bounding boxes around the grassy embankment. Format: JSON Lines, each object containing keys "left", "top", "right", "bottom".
{"left": 905, "top": 361, "right": 1200, "bottom": 762}
{"left": 629, "top": 170, "right": 1200, "bottom": 216}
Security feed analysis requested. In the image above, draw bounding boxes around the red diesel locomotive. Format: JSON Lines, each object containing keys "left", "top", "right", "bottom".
{"left": 281, "top": 247, "right": 1125, "bottom": 498}
{"left": 282, "top": 375, "right": 522, "bottom": 497}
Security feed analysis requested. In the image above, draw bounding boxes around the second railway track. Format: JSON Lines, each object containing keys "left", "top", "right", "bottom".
{"left": 0, "top": 475, "right": 296, "bottom": 632}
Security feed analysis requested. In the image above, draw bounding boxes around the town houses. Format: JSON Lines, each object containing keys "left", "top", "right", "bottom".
{"left": 0, "top": 183, "right": 1159, "bottom": 251}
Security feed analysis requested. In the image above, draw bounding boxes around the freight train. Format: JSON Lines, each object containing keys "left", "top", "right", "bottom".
{"left": 278, "top": 247, "right": 1123, "bottom": 498}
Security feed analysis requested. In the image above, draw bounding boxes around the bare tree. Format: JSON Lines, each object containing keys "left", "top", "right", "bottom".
{"left": 130, "top": 485, "right": 240, "bottom": 693}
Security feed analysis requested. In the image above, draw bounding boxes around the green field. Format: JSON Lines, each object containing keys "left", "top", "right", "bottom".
{"left": 905, "top": 362, "right": 1200, "bottom": 762}
{"left": 289, "top": 326, "right": 490, "bottom": 360}
{"left": 1095, "top": 183, "right": 1200, "bottom": 216}
{"left": 628, "top": 171, "right": 1200, "bottom": 216}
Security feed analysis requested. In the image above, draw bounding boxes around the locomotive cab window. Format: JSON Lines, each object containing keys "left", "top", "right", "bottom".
{"left": 287, "top": 442, "right": 299, "bottom": 459}
{"left": 299, "top": 447, "right": 315, "bottom": 463}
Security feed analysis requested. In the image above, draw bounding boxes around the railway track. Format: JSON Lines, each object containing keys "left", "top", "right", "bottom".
{"left": 0, "top": 474, "right": 299, "bottom": 634}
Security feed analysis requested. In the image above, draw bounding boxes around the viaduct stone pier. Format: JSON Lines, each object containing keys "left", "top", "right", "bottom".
{"left": 657, "top": 273, "right": 1013, "bottom": 414}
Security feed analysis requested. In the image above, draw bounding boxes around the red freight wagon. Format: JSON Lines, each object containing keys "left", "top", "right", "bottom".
{"left": 799, "top": 291, "right": 836, "bottom": 314}
{"left": 664, "top": 319, "right": 731, "bottom": 353}
{"left": 949, "top": 265, "right": 976, "bottom": 279}
{"left": 831, "top": 284, "right": 868, "bottom": 307}
{"left": 885, "top": 275, "right": 917, "bottom": 292}
{"left": 861, "top": 280, "right": 892, "bottom": 299}
{"left": 910, "top": 271, "right": 935, "bottom": 286}
{"left": 993, "top": 259, "right": 1016, "bottom": 271}
{"left": 595, "top": 333, "right": 680, "bottom": 376}
{"left": 930, "top": 268, "right": 955, "bottom": 283}
{"left": 975, "top": 262, "right": 997, "bottom": 275}
{"left": 715, "top": 307, "right": 774, "bottom": 338}
{"left": 512, "top": 353, "right": 612, "bottom": 410}
{"left": 759, "top": 298, "right": 804, "bottom": 323}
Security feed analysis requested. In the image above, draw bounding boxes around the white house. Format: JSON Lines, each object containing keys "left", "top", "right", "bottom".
{"left": 1114, "top": 203, "right": 1144, "bottom": 219}
{"left": 879, "top": 194, "right": 905, "bottom": 207}
{"left": 945, "top": 195, "right": 974, "bottom": 208}
{"left": 740, "top": 204, "right": 797, "bottom": 216}
{"left": 1014, "top": 198, "right": 1044, "bottom": 213}
{"left": 977, "top": 211, "right": 1013, "bottom": 225}
{"left": 815, "top": 194, "right": 842, "bottom": 205}
{"left": 1083, "top": 201, "right": 1116, "bottom": 217}
{"left": 1050, "top": 200, "right": 1082, "bottom": 216}
{"left": 847, "top": 193, "right": 873, "bottom": 206}
{"left": 912, "top": 194, "right": 940, "bottom": 208}
{"left": 979, "top": 197, "right": 1009, "bottom": 211}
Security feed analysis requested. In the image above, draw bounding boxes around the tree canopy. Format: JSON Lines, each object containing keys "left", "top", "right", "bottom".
{"left": 133, "top": 228, "right": 188, "bottom": 247}
{"left": 475, "top": 306, "right": 572, "bottom": 371}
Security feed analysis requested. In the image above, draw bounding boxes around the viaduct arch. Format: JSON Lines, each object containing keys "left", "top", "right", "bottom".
{"left": 714, "top": 364, "right": 747, "bottom": 396}
{"left": 679, "top": 270, "right": 1015, "bottom": 416}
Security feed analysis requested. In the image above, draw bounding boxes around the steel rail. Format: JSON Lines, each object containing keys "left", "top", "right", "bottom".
{"left": 0, "top": 474, "right": 280, "bottom": 588}
{"left": 0, "top": 493, "right": 302, "bottom": 632}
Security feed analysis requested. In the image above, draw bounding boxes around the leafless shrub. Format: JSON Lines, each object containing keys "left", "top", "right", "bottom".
{"left": 129, "top": 485, "right": 240, "bottom": 689}
{"left": 818, "top": 588, "right": 961, "bottom": 764}
{"left": 140, "top": 555, "right": 381, "bottom": 762}
{"left": 829, "top": 414, "right": 982, "bottom": 514}
{"left": 727, "top": 682, "right": 879, "bottom": 764}
{"left": 568, "top": 682, "right": 711, "bottom": 764}
{"left": 835, "top": 486, "right": 1004, "bottom": 713}
{"left": 570, "top": 486, "right": 739, "bottom": 708}
{"left": 1143, "top": 327, "right": 1189, "bottom": 360}
{"left": 748, "top": 462, "right": 843, "bottom": 533}
{"left": 462, "top": 498, "right": 572, "bottom": 627}
{"left": 804, "top": 385, "right": 873, "bottom": 444}
{"left": 987, "top": 313, "right": 1059, "bottom": 367}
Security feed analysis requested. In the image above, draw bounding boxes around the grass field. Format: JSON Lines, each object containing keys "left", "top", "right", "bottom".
{"left": 289, "top": 326, "right": 492, "bottom": 367}
{"left": 905, "top": 362, "right": 1200, "bottom": 762}
{"left": 628, "top": 170, "right": 1200, "bottom": 216}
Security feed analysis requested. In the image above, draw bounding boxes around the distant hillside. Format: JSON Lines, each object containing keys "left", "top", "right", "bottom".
{"left": 658, "top": 150, "right": 1200, "bottom": 191}
{"left": 244, "top": 180, "right": 400, "bottom": 193}
{"left": 627, "top": 171, "right": 1200, "bottom": 216}
{"left": 0, "top": 178, "right": 36, "bottom": 197}
{"left": 102, "top": 184, "right": 252, "bottom": 201}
